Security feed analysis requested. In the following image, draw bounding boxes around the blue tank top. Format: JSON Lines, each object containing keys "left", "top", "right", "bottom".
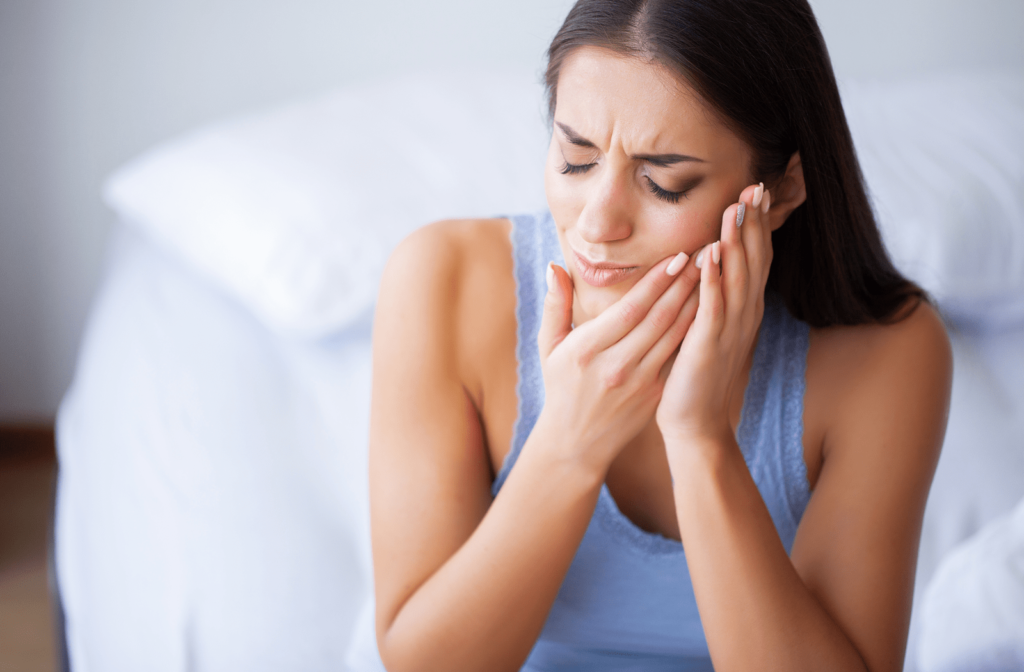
{"left": 495, "top": 210, "right": 813, "bottom": 671}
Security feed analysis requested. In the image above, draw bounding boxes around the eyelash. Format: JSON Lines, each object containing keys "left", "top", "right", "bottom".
{"left": 559, "top": 161, "right": 686, "bottom": 204}
{"left": 559, "top": 161, "right": 594, "bottom": 175}
{"left": 644, "top": 175, "right": 685, "bottom": 204}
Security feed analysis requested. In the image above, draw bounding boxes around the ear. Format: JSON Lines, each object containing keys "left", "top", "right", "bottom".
{"left": 767, "top": 151, "right": 807, "bottom": 231}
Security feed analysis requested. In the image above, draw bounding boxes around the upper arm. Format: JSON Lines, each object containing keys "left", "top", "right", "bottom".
{"left": 369, "top": 221, "right": 496, "bottom": 638}
{"left": 792, "top": 303, "right": 953, "bottom": 672}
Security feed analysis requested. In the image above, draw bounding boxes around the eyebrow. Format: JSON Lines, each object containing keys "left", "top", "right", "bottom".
{"left": 555, "top": 122, "right": 706, "bottom": 165}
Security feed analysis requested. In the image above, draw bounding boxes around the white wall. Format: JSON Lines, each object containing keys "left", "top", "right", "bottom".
{"left": 0, "top": 0, "right": 1021, "bottom": 421}
{"left": 816, "top": 0, "right": 1023, "bottom": 78}
{"left": 0, "top": 0, "right": 576, "bottom": 421}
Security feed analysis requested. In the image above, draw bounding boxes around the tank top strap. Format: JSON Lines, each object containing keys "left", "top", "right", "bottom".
{"left": 735, "top": 291, "right": 812, "bottom": 549}
{"left": 493, "top": 210, "right": 563, "bottom": 495}
{"left": 493, "top": 211, "right": 812, "bottom": 545}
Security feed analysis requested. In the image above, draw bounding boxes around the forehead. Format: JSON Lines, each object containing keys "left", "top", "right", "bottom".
{"left": 555, "top": 46, "right": 744, "bottom": 159}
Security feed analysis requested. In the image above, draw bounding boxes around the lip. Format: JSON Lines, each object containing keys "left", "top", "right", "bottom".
{"left": 571, "top": 250, "right": 640, "bottom": 288}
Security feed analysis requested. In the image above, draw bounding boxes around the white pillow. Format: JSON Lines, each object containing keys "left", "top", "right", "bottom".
{"left": 105, "top": 69, "right": 1024, "bottom": 337}
{"left": 104, "top": 69, "right": 550, "bottom": 338}
{"left": 842, "top": 72, "right": 1024, "bottom": 329}
{"left": 905, "top": 324, "right": 1024, "bottom": 672}
{"left": 917, "top": 497, "right": 1024, "bottom": 672}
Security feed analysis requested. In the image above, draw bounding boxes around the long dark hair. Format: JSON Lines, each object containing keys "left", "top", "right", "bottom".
{"left": 545, "top": 0, "right": 924, "bottom": 327}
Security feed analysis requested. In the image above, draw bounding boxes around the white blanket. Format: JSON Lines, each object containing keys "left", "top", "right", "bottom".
{"left": 918, "top": 498, "right": 1024, "bottom": 672}
{"left": 56, "top": 223, "right": 1024, "bottom": 671}
{"left": 56, "top": 225, "right": 373, "bottom": 671}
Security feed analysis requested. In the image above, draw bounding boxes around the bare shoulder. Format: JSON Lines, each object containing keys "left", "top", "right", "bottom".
{"left": 376, "top": 217, "right": 516, "bottom": 401}
{"left": 380, "top": 217, "right": 514, "bottom": 303}
{"left": 794, "top": 302, "right": 954, "bottom": 671}
{"left": 811, "top": 300, "right": 951, "bottom": 401}
{"left": 370, "top": 218, "right": 518, "bottom": 635}
{"left": 814, "top": 299, "right": 950, "bottom": 362}
{"left": 806, "top": 299, "right": 953, "bottom": 467}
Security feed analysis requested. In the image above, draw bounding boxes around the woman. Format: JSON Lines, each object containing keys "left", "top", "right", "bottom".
{"left": 367, "top": 0, "right": 952, "bottom": 670}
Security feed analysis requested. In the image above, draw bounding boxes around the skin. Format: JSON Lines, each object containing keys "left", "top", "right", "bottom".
{"left": 369, "top": 47, "right": 952, "bottom": 672}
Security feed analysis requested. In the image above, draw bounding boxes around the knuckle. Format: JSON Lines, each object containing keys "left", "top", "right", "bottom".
{"left": 670, "top": 313, "right": 692, "bottom": 338}
{"left": 599, "top": 361, "right": 629, "bottom": 390}
{"left": 575, "top": 347, "right": 595, "bottom": 368}
{"left": 709, "top": 297, "right": 726, "bottom": 320}
{"left": 647, "top": 305, "right": 675, "bottom": 331}
{"left": 734, "top": 273, "right": 750, "bottom": 296}
{"left": 617, "top": 301, "right": 645, "bottom": 328}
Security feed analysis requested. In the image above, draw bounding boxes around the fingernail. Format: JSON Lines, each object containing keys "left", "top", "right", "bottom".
{"left": 546, "top": 263, "right": 555, "bottom": 291}
{"left": 761, "top": 190, "right": 771, "bottom": 214}
{"left": 736, "top": 201, "right": 746, "bottom": 228}
{"left": 666, "top": 252, "right": 689, "bottom": 276}
{"left": 752, "top": 182, "right": 764, "bottom": 209}
{"left": 695, "top": 250, "right": 704, "bottom": 269}
{"left": 712, "top": 241, "right": 721, "bottom": 265}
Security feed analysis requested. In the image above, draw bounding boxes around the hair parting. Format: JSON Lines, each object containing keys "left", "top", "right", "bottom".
{"left": 545, "top": 0, "right": 924, "bottom": 327}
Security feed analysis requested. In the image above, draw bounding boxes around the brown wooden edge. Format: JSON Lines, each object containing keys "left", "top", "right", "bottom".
{"left": 0, "top": 423, "right": 57, "bottom": 463}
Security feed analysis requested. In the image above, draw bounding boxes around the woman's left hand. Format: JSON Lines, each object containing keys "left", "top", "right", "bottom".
{"left": 655, "top": 183, "right": 773, "bottom": 451}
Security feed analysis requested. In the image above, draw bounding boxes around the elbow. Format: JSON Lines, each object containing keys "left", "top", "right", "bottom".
{"left": 373, "top": 616, "right": 431, "bottom": 672}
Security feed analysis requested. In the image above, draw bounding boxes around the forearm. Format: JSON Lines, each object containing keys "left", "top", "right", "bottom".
{"left": 669, "top": 435, "right": 868, "bottom": 672}
{"left": 379, "top": 417, "right": 604, "bottom": 672}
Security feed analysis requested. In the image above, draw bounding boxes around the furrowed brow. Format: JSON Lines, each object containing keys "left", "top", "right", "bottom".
{"left": 555, "top": 122, "right": 597, "bottom": 148}
{"left": 631, "top": 153, "right": 706, "bottom": 166}
{"left": 555, "top": 122, "right": 706, "bottom": 164}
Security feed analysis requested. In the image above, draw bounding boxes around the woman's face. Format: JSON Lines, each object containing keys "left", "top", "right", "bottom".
{"left": 545, "top": 47, "right": 754, "bottom": 324}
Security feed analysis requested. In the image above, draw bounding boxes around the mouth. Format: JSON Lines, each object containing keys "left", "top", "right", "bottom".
{"left": 571, "top": 250, "right": 640, "bottom": 288}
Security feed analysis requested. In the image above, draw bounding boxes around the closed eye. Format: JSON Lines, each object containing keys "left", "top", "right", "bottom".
{"left": 559, "top": 161, "right": 595, "bottom": 175}
{"left": 644, "top": 175, "right": 685, "bottom": 204}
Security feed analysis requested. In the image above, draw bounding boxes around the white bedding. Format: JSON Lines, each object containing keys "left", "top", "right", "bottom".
{"left": 918, "top": 498, "right": 1024, "bottom": 672}
{"left": 908, "top": 324, "right": 1024, "bottom": 672}
{"left": 57, "top": 218, "right": 1024, "bottom": 672}
{"left": 104, "top": 71, "right": 1024, "bottom": 339}
{"left": 55, "top": 224, "right": 374, "bottom": 671}
{"left": 56, "top": 64, "right": 1024, "bottom": 672}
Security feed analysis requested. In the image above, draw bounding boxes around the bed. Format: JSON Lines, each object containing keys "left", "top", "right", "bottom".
{"left": 55, "top": 68, "right": 1024, "bottom": 672}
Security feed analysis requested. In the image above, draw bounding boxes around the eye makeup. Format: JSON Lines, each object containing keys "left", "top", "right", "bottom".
{"left": 644, "top": 175, "right": 684, "bottom": 203}
{"left": 557, "top": 148, "right": 702, "bottom": 205}
{"left": 559, "top": 161, "right": 595, "bottom": 175}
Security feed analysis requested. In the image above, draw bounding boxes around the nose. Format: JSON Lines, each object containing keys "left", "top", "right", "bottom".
{"left": 575, "top": 167, "right": 633, "bottom": 245}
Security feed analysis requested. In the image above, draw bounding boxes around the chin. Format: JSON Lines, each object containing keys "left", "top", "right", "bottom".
{"left": 574, "top": 284, "right": 629, "bottom": 323}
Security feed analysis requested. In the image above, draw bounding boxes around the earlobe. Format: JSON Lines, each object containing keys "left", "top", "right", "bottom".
{"left": 767, "top": 151, "right": 807, "bottom": 232}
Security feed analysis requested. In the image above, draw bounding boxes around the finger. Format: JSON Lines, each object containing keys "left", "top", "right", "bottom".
{"left": 720, "top": 198, "right": 750, "bottom": 323}
{"left": 612, "top": 253, "right": 699, "bottom": 366}
{"left": 695, "top": 241, "right": 724, "bottom": 337}
{"left": 573, "top": 254, "right": 681, "bottom": 354}
{"left": 641, "top": 281, "right": 700, "bottom": 379}
{"left": 760, "top": 189, "right": 774, "bottom": 283}
{"left": 742, "top": 185, "right": 771, "bottom": 300}
{"left": 537, "top": 263, "right": 574, "bottom": 360}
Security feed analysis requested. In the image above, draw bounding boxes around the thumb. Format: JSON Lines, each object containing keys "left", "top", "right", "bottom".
{"left": 538, "top": 262, "right": 574, "bottom": 360}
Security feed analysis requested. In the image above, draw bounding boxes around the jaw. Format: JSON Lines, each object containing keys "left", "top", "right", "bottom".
{"left": 570, "top": 282, "right": 632, "bottom": 326}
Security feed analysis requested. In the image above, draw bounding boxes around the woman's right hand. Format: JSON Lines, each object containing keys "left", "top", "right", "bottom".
{"left": 534, "top": 254, "right": 703, "bottom": 476}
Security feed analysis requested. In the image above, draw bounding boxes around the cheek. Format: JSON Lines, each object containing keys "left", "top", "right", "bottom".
{"left": 648, "top": 207, "right": 720, "bottom": 256}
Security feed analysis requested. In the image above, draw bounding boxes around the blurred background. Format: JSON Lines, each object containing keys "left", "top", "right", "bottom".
{"left": 0, "top": 1, "right": 1022, "bottom": 671}
{"left": 1, "top": 0, "right": 1023, "bottom": 424}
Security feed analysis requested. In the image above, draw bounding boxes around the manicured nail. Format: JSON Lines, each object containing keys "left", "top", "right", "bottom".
{"left": 761, "top": 190, "right": 771, "bottom": 214}
{"left": 712, "top": 241, "right": 721, "bottom": 265}
{"left": 666, "top": 252, "right": 689, "bottom": 276}
{"left": 546, "top": 262, "right": 555, "bottom": 291}
{"left": 752, "top": 182, "right": 764, "bottom": 209}
{"left": 695, "top": 250, "right": 704, "bottom": 269}
{"left": 736, "top": 201, "right": 746, "bottom": 228}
